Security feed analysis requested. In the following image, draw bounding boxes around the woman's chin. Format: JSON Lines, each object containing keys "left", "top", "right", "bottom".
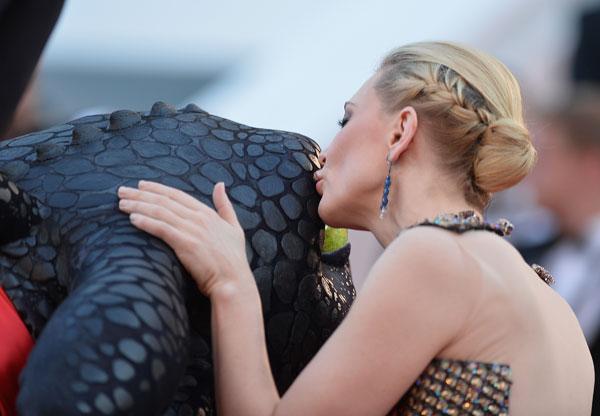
{"left": 318, "top": 201, "right": 373, "bottom": 231}
{"left": 317, "top": 200, "right": 336, "bottom": 226}
{"left": 318, "top": 200, "right": 350, "bottom": 229}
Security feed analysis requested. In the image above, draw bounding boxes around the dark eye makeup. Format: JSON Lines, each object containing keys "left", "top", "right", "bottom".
{"left": 337, "top": 113, "right": 350, "bottom": 128}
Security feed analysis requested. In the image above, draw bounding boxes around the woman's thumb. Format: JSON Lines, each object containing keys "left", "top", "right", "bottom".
{"left": 213, "top": 182, "right": 239, "bottom": 226}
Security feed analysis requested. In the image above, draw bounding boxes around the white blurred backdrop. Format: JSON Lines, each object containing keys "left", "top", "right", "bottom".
{"left": 34, "top": 0, "right": 596, "bottom": 287}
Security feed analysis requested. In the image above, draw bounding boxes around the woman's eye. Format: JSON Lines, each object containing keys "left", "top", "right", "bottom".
{"left": 337, "top": 118, "right": 349, "bottom": 128}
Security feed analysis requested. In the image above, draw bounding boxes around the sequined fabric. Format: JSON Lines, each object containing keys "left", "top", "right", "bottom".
{"left": 531, "top": 264, "right": 555, "bottom": 285}
{"left": 395, "top": 358, "right": 512, "bottom": 416}
{"left": 411, "top": 210, "right": 513, "bottom": 237}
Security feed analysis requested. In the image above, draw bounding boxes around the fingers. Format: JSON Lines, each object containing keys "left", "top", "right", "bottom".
{"left": 129, "top": 213, "right": 185, "bottom": 250}
{"left": 212, "top": 182, "right": 240, "bottom": 227}
{"left": 118, "top": 197, "right": 191, "bottom": 231}
{"left": 118, "top": 180, "right": 241, "bottom": 234}
{"left": 138, "top": 180, "right": 215, "bottom": 215}
{"left": 118, "top": 181, "right": 215, "bottom": 220}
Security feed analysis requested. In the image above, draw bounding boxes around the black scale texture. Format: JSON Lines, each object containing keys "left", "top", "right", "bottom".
{"left": 0, "top": 101, "right": 356, "bottom": 415}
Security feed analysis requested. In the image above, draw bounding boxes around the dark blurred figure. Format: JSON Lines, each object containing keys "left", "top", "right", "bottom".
{"left": 2, "top": 75, "right": 42, "bottom": 138}
{"left": 573, "top": 6, "right": 600, "bottom": 84}
{"left": 0, "top": 0, "right": 64, "bottom": 137}
{"left": 524, "top": 5, "right": 600, "bottom": 413}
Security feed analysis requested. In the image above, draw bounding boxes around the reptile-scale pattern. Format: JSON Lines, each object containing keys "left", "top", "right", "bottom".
{"left": 0, "top": 102, "right": 356, "bottom": 415}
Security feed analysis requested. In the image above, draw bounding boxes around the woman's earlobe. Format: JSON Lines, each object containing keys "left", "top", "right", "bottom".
{"left": 387, "top": 141, "right": 405, "bottom": 163}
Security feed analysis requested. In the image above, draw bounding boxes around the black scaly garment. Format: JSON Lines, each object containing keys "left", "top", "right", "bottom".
{"left": 0, "top": 102, "right": 356, "bottom": 415}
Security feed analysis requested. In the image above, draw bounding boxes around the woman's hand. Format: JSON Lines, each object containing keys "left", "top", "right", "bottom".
{"left": 117, "top": 180, "right": 252, "bottom": 298}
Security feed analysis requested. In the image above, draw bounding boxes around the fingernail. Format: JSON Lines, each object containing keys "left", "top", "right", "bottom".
{"left": 130, "top": 213, "right": 139, "bottom": 222}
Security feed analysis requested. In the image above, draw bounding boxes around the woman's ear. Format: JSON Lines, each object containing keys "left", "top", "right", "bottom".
{"left": 388, "top": 106, "right": 418, "bottom": 162}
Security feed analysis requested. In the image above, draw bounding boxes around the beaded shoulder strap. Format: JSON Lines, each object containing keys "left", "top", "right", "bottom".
{"left": 410, "top": 210, "right": 555, "bottom": 286}
{"left": 411, "top": 210, "right": 513, "bottom": 237}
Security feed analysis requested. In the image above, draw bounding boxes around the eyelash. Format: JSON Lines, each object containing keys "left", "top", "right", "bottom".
{"left": 338, "top": 118, "right": 348, "bottom": 128}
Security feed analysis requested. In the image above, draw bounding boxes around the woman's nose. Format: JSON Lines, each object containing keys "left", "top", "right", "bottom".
{"left": 318, "top": 151, "right": 327, "bottom": 167}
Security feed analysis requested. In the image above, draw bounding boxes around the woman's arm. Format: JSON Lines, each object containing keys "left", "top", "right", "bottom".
{"left": 267, "top": 226, "right": 476, "bottom": 415}
{"left": 118, "top": 181, "right": 477, "bottom": 416}
{"left": 210, "top": 281, "right": 279, "bottom": 415}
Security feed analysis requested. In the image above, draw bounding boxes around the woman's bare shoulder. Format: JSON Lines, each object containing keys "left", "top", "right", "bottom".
{"left": 364, "top": 225, "right": 483, "bottom": 315}
{"left": 381, "top": 225, "right": 478, "bottom": 280}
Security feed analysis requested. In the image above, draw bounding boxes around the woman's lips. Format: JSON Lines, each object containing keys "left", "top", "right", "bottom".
{"left": 314, "top": 169, "right": 325, "bottom": 195}
{"left": 315, "top": 179, "right": 324, "bottom": 195}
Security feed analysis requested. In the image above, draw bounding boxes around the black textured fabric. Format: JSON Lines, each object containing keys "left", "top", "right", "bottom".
{"left": 0, "top": 103, "right": 356, "bottom": 415}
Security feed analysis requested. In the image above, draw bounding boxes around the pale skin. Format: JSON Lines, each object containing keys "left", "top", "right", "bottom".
{"left": 118, "top": 74, "right": 594, "bottom": 415}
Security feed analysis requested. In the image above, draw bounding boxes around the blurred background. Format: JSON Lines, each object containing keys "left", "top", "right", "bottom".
{"left": 3, "top": 1, "right": 600, "bottom": 409}
{"left": 2, "top": 0, "right": 596, "bottom": 280}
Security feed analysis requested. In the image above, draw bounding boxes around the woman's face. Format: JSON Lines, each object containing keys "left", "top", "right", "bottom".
{"left": 316, "top": 75, "right": 393, "bottom": 229}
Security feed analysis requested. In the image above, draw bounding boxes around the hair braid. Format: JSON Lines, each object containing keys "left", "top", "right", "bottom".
{"left": 375, "top": 42, "right": 536, "bottom": 209}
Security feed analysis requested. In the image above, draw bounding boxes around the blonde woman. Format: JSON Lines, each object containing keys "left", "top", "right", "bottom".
{"left": 118, "top": 42, "right": 594, "bottom": 415}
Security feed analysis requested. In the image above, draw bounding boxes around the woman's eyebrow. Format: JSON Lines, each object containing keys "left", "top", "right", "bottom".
{"left": 344, "top": 101, "right": 356, "bottom": 111}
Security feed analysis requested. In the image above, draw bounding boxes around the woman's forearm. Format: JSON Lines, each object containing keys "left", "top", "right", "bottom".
{"left": 210, "top": 275, "right": 281, "bottom": 416}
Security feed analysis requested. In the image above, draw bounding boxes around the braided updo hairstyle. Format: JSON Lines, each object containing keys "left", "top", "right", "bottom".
{"left": 375, "top": 42, "right": 536, "bottom": 209}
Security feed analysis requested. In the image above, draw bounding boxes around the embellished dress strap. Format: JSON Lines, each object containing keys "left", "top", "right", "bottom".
{"left": 531, "top": 264, "right": 555, "bottom": 285}
{"left": 409, "top": 210, "right": 555, "bottom": 286}
{"left": 409, "top": 210, "right": 513, "bottom": 237}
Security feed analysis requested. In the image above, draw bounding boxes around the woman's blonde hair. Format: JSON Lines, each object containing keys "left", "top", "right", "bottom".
{"left": 375, "top": 41, "right": 536, "bottom": 209}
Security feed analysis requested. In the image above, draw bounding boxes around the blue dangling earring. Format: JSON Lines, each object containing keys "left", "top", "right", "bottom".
{"left": 379, "top": 154, "right": 392, "bottom": 219}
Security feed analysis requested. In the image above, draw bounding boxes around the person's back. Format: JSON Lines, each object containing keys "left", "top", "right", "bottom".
{"left": 435, "top": 226, "right": 594, "bottom": 415}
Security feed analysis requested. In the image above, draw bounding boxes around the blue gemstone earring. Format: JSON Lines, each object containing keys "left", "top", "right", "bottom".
{"left": 379, "top": 155, "right": 392, "bottom": 219}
